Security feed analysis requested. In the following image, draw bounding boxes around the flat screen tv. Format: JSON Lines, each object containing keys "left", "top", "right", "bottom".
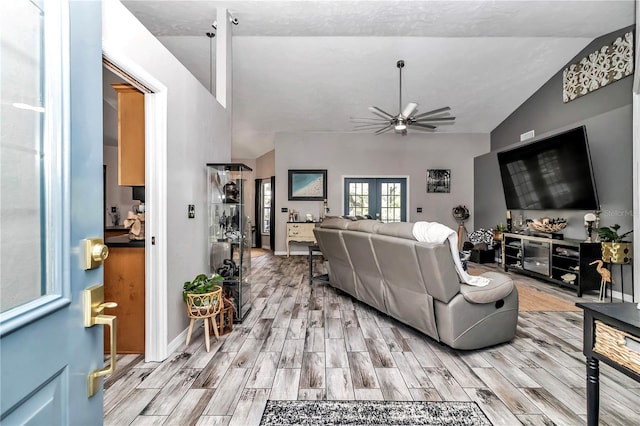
{"left": 497, "top": 126, "right": 599, "bottom": 210}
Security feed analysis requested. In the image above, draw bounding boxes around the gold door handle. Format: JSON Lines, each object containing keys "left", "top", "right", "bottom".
{"left": 88, "top": 312, "right": 116, "bottom": 397}
{"left": 83, "top": 284, "right": 118, "bottom": 397}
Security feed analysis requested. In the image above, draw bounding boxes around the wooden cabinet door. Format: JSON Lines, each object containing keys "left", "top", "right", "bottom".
{"left": 112, "top": 83, "right": 145, "bottom": 186}
{"left": 104, "top": 247, "right": 145, "bottom": 354}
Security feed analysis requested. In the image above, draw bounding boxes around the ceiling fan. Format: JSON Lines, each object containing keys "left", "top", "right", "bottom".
{"left": 351, "top": 60, "right": 455, "bottom": 135}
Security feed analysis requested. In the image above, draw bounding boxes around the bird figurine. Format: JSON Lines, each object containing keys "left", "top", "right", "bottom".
{"left": 589, "top": 260, "right": 612, "bottom": 301}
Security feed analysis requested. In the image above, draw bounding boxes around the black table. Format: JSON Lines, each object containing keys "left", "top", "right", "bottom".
{"left": 308, "top": 245, "right": 329, "bottom": 286}
{"left": 576, "top": 302, "right": 640, "bottom": 426}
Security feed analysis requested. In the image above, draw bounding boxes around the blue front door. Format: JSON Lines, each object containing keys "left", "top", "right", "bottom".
{"left": 1, "top": 1, "right": 105, "bottom": 424}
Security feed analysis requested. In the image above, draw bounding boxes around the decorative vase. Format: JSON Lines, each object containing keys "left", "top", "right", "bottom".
{"left": 223, "top": 181, "right": 239, "bottom": 203}
{"left": 601, "top": 242, "right": 633, "bottom": 264}
{"left": 493, "top": 230, "right": 503, "bottom": 242}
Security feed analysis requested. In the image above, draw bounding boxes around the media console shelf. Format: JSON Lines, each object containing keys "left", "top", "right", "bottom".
{"left": 502, "top": 232, "right": 601, "bottom": 296}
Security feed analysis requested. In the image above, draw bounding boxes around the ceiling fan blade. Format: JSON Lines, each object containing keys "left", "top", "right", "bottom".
{"left": 401, "top": 102, "right": 418, "bottom": 118}
{"left": 375, "top": 124, "right": 394, "bottom": 135}
{"left": 411, "top": 123, "right": 436, "bottom": 130}
{"left": 350, "top": 117, "right": 390, "bottom": 123}
{"left": 369, "top": 106, "right": 395, "bottom": 120}
{"left": 353, "top": 123, "right": 390, "bottom": 129}
{"left": 414, "top": 116, "right": 456, "bottom": 122}
{"left": 413, "top": 106, "right": 451, "bottom": 120}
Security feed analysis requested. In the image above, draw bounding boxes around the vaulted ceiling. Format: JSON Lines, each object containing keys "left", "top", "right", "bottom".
{"left": 121, "top": 1, "right": 635, "bottom": 158}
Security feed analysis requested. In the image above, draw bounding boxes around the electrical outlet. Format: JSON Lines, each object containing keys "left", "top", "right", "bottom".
{"left": 111, "top": 206, "right": 117, "bottom": 213}
{"left": 281, "top": 207, "right": 288, "bottom": 213}
{"left": 417, "top": 207, "right": 423, "bottom": 213}
{"left": 188, "top": 204, "right": 195, "bottom": 219}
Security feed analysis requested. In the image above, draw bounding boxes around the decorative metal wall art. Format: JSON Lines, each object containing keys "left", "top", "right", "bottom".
{"left": 563, "top": 31, "right": 633, "bottom": 103}
{"left": 427, "top": 169, "right": 451, "bottom": 193}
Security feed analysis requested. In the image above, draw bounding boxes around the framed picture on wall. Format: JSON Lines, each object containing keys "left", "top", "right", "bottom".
{"left": 288, "top": 169, "right": 327, "bottom": 201}
{"left": 427, "top": 169, "right": 451, "bottom": 193}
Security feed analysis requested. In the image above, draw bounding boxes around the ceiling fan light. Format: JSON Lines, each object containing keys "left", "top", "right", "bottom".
{"left": 395, "top": 123, "right": 407, "bottom": 131}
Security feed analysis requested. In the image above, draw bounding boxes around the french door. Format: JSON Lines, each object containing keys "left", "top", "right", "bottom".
{"left": 344, "top": 178, "right": 407, "bottom": 222}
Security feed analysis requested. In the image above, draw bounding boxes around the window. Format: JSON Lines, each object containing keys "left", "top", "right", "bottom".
{"left": 344, "top": 178, "right": 407, "bottom": 222}
{"left": 261, "top": 181, "right": 271, "bottom": 234}
{"left": 1, "top": 0, "right": 66, "bottom": 314}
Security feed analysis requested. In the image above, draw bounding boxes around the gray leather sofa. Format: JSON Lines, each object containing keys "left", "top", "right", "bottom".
{"left": 313, "top": 218, "right": 518, "bottom": 350}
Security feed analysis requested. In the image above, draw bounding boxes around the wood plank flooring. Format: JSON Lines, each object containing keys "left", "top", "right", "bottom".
{"left": 105, "top": 253, "right": 640, "bottom": 425}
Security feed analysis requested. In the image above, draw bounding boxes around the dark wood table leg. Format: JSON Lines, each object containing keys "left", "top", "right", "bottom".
{"left": 308, "top": 245, "right": 313, "bottom": 286}
{"left": 587, "top": 356, "right": 599, "bottom": 426}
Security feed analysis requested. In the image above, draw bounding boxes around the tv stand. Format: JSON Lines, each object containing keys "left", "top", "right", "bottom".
{"left": 502, "top": 232, "right": 601, "bottom": 297}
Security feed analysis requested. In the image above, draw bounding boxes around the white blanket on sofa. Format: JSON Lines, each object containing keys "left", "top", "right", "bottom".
{"left": 412, "top": 221, "right": 490, "bottom": 287}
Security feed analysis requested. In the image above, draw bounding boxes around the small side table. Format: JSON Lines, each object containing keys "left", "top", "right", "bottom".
{"left": 308, "top": 245, "right": 329, "bottom": 286}
{"left": 576, "top": 302, "right": 640, "bottom": 426}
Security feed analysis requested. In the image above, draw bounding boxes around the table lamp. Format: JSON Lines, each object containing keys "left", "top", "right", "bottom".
{"left": 584, "top": 213, "right": 596, "bottom": 242}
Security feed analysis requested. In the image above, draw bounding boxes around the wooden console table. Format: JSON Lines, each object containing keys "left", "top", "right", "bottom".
{"left": 286, "top": 222, "right": 317, "bottom": 257}
{"left": 576, "top": 302, "right": 640, "bottom": 426}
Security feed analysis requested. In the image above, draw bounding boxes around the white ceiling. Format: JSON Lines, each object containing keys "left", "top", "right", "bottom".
{"left": 121, "top": 0, "right": 635, "bottom": 158}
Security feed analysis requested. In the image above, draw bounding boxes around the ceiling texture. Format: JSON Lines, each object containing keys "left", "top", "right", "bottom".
{"left": 121, "top": 0, "right": 635, "bottom": 158}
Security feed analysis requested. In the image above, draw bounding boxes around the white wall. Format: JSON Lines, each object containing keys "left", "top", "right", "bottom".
{"left": 275, "top": 132, "right": 490, "bottom": 254}
{"left": 633, "top": 0, "right": 639, "bottom": 302}
{"left": 103, "top": 0, "right": 231, "bottom": 345}
{"left": 256, "top": 149, "right": 275, "bottom": 179}
{"left": 103, "top": 146, "right": 136, "bottom": 225}
{"left": 231, "top": 158, "right": 256, "bottom": 226}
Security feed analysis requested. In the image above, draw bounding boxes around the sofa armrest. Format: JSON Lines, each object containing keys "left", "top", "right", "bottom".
{"left": 458, "top": 271, "right": 514, "bottom": 304}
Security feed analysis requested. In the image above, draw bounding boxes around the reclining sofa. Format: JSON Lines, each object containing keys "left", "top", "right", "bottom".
{"left": 313, "top": 218, "right": 518, "bottom": 350}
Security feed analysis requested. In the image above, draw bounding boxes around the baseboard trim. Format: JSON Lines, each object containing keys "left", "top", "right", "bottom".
{"left": 274, "top": 250, "right": 314, "bottom": 256}
{"left": 167, "top": 326, "right": 189, "bottom": 356}
{"left": 609, "top": 289, "right": 635, "bottom": 303}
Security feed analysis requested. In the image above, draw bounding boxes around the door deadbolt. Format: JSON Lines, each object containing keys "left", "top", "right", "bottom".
{"left": 83, "top": 238, "right": 109, "bottom": 270}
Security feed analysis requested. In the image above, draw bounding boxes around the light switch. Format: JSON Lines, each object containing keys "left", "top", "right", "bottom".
{"left": 188, "top": 204, "right": 195, "bottom": 219}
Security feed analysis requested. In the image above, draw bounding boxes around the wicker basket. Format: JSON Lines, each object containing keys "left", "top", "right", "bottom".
{"left": 593, "top": 320, "right": 640, "bottom": 375}
{"left": 528, "top": 222, "right": 567, "bottom": 233}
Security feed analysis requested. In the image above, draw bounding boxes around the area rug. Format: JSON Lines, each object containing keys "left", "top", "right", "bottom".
{"left": 467, "top": 268, "right": 579, "bottom": 312}
{"left": 260, "top": 400, "right": 492, "bottom": 425}
{"left": 251, "top": 248, "right": 270, "bottom": 258}
{"left": 515, "top": 284, "right": 580, "bottom": 312}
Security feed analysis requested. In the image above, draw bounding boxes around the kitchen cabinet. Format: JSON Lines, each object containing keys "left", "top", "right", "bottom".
{"left": 104, "top": 236, "right": 145, "bottom": 354}
{"left": 112, "top": 83, "right": 144, "bottom": 186}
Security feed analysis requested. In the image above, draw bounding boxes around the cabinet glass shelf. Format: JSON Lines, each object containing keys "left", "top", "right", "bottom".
{"left": 207, "top": 163, "right": 253, "bottom": 322}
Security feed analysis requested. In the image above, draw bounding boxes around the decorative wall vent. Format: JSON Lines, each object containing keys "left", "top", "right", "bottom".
{"left": 562, "top": 31, "right": 634, "bottom": 103}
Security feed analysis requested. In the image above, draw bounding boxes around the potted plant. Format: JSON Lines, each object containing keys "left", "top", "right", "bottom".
{"left": 182, "top": 273, "right": 224, "bottom": 303}
{"left": 493, "top": 223, "right": 507, "bottom": 242}
{"left": 595, "top": 224, "right": 633, "bottom": 264}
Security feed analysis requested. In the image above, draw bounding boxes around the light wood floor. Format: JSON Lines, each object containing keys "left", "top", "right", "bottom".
{"left": 104, "top": 253, "right": 640, "bottom": 425}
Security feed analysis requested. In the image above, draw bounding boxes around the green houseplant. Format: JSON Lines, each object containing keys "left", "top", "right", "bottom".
{"left": 493, "top": 223, "right": 507, "bottom": 242}
{"left": 595, "top": 224, "right": 633, "bottom": 264}
{"left": 182, "top": 273, "right": 224, "bottom": 302}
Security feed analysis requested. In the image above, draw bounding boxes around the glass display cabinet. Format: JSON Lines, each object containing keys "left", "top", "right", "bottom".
{"left": 207, "top": 163, "right": 252, "bottom": 322}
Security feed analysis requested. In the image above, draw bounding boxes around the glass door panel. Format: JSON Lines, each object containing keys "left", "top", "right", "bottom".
{"left": 1, "top": 0, "right": 47, "bottom": 312}
{"left": 344, "top": 178, "right": 406, "bottom": 222}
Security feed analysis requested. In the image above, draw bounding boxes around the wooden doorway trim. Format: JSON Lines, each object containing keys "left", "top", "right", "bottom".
{"left": 102, "top": 45, "right": 169, "bottom": 362}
